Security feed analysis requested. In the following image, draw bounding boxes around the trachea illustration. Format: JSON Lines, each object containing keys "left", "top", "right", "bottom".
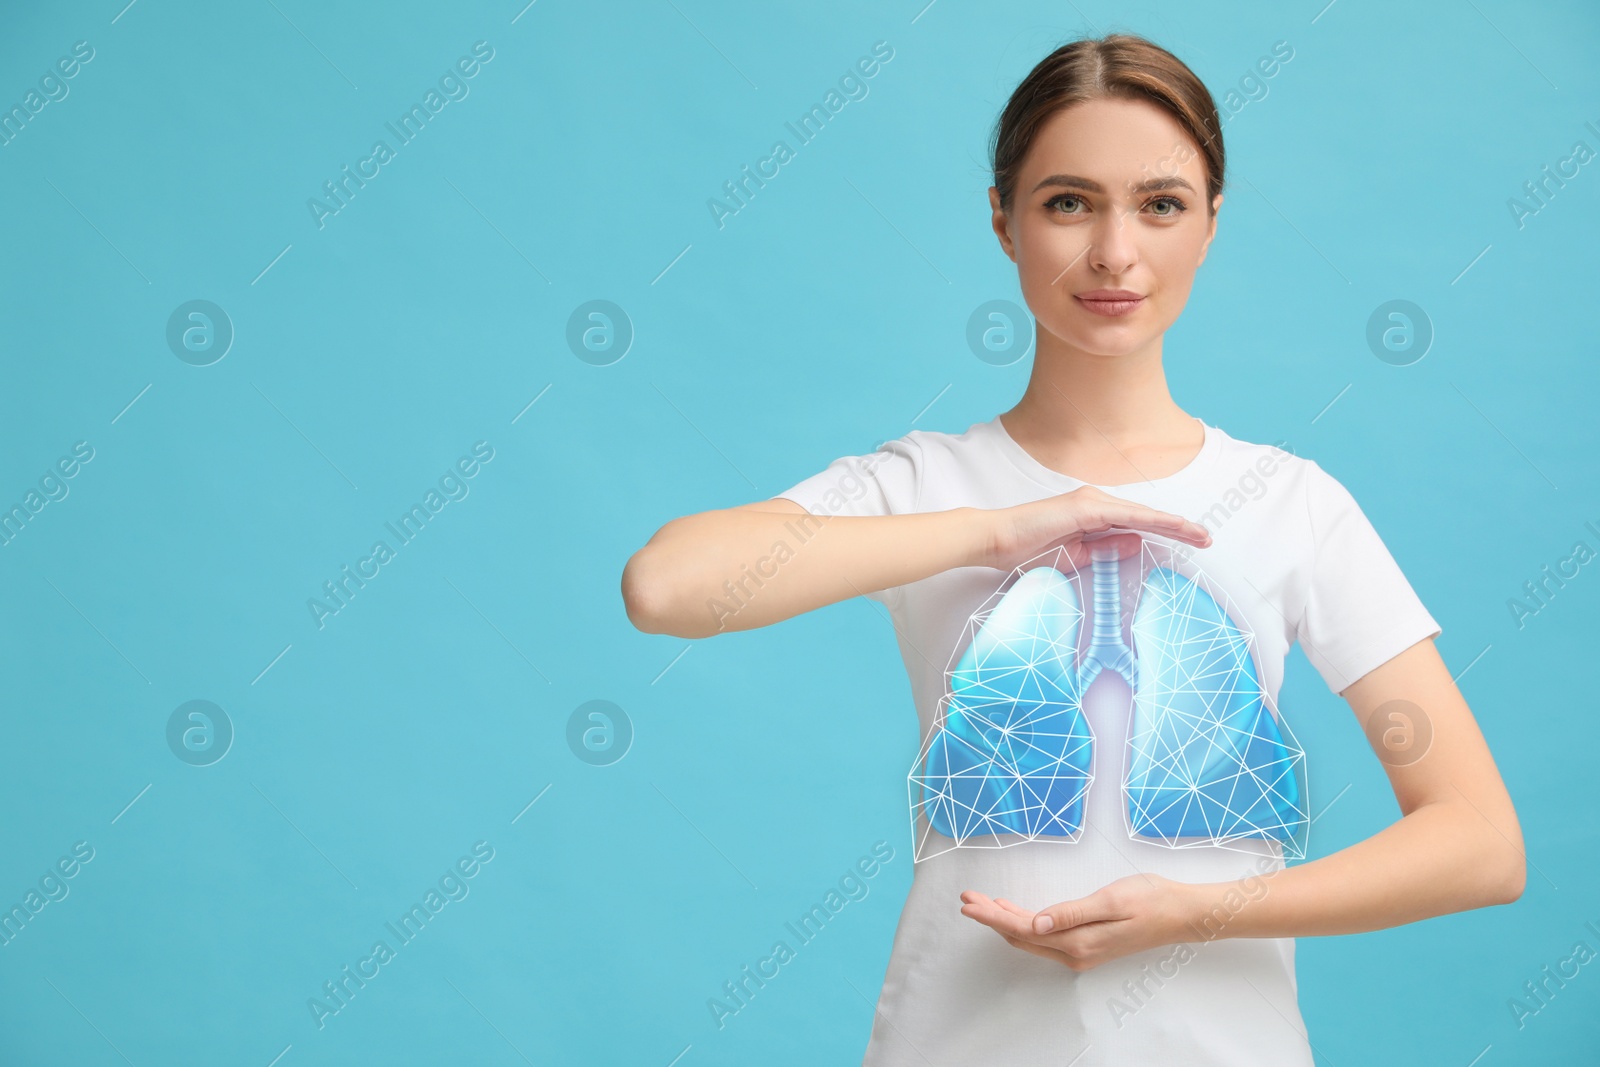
{"left": 909, "top": 539, "right": 1309, "bottom": 862}
{"left": 1080, "top": 542, "right": 1137, "bottom": 691}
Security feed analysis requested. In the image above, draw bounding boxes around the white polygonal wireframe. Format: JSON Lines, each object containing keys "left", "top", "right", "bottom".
{"left": 909, "top": 545, "right": 1096, "bottom": 863}
{"left": 908, "top": 534, "right": 1312, "bottom": 864}
{"left": 1121, "top": 537, "right": 1310, "bottom": 860}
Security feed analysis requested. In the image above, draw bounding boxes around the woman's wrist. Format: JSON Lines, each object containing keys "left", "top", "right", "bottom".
{"left": 1171, "top": 870, "right": 1280, "bottom": 944}
{"left": 954, "top": 505, "right": 1001, "bottom": 569}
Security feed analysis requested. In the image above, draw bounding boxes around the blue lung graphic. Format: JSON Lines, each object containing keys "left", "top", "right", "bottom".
{"left": 917, "top": 567, "right": 1094, "bottom": 841}
{"left": 1125, "top": 566, "right": 1306, "bottom": 845}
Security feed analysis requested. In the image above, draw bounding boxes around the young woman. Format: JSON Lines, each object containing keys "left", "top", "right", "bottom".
{"left": 622, "top": 33, "right": 1523, "bottom": 1066}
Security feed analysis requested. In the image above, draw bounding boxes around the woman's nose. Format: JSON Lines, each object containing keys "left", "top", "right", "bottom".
{"left": 1085, "top": 209, "right": 1139, "bottom": 275}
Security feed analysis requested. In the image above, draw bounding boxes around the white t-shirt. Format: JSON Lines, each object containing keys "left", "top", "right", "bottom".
{"left": 775, "top": 414, "right": 1440, "bottom": 1067}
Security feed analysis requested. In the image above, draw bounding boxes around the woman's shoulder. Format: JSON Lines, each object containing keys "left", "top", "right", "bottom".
{"left": 864, "top": 419, "right": 1006, "bottom": 480}
{"left": 1204, "top": 425, "right": 1395, "bottom": 545}
{"left": 1205, "top": 423, "right": 1338, "bottom": 494}
{"left": 872, "top": 418, "right": 994, "bottom": 454}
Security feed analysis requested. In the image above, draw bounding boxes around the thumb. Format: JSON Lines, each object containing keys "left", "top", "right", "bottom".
{"left": 1032, "top": 889, "right": 1118, "bottom": 935}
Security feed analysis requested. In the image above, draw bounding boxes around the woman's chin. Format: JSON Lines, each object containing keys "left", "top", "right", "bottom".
{"left": 1041, "top": 326, "right": 1157, "bottom": 359}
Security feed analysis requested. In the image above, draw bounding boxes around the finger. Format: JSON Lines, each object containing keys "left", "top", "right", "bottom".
{"left": 958, "top": 893, "right": 1008, "bottom": 925}
{"left": 992, "top": 897, "right": 1037, "bottom": 920}
{"left": 967, "top": 893, "right": 1094, "bottom": 955}
{"left": 1000, "top": 933, "right": 1078, "bottom": 967}
{"left": 1078, "top": 500, "right": 1211, "bottom": 546}
{"left": 1053, "top": 532, "right": 1140, "bottom": 573}
{"left": 958, "top": 890, "right": 995, "bottom": 913}
{"left": 1103, "top": 509, "right": 1211, "bottom": 546}
{"left": 1031, "top": 888, "right": 1124, "bottom": 936}
{"left": 959, "top": 896, "right": 1037, "bottom": 940}
{"left": 974, "top": 900, "right": 1106, "bottom": 967}
{"left": 1071, "top": 532, "right": 1144, "bottom": 560}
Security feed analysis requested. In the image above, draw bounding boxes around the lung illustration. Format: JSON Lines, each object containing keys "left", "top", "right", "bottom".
{"left": 1124, "top": 563, "right": 1308, "bottom": 854}
{"left": 909, "top": 541, "right": 1311, "bottom": 863}
{"left": 910, "top": 564, "right": 1095, "bottom": 857}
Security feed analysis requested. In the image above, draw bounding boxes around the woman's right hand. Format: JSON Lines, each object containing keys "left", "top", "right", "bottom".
{"left": 976, "top": 485, "right": 1213, "bottom": 573}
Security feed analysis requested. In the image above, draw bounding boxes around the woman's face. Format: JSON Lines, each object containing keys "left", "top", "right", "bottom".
{"left": 989, "top": 96, "right": 1222, "bottom": 358}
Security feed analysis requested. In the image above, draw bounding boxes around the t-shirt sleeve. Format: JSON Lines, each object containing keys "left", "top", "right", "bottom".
{"left": 771, "top": 434, "right": 924, "bottom": 606}
{"left": 1294, "top": 460, "right": 1441, "bottom": 695}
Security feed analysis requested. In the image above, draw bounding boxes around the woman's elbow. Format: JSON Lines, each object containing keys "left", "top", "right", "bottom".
{"left": 621, "top": 549, "right": 673, "bottom": 634}
{"left": 1492, "top": 851, "right": 1527, "bottom": 906}
{"left": 622, "top": 543, "right": 716, "bottom": 638}
{"left": 1475, "top": 812, "right": 1526, "bottom": 906}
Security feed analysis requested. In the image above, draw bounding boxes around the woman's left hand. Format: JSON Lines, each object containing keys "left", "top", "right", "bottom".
{"left": 959, "top": 873, "right": 1201, "bottom": 971}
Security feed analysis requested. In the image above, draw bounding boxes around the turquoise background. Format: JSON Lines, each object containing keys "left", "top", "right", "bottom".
{"left": 1, "top": 0, "right": 1596, "bottom": 1063}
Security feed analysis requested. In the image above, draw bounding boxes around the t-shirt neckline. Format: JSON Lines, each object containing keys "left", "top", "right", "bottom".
{"left": 986, "top": 412, "right": 1222, "bottom": 493}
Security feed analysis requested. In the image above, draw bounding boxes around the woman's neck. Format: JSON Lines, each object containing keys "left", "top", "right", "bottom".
{"left": 999, "top": 333, "right": 1202, "bottom": 485}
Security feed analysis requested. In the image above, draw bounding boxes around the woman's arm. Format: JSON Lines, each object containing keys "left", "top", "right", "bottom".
{"left": 620, "top": 490, "right": 1214, "bottom": 639}
{"left": 1182, "top": 636, "right": 1525, "bottom": 935}
{"left": 959, "top": 636, "right": 1526, "bottom": 969}
{"left": 621, "top": 499, "right": 990, "bottom": 638}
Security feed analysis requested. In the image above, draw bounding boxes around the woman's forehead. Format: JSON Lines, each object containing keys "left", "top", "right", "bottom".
{"left": 1020, "top": 99, "right": 1207, "bottom": 188}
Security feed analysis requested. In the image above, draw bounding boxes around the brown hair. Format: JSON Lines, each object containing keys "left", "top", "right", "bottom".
{"left": 990, "top": 34, "right": 1224, "bottom": 217}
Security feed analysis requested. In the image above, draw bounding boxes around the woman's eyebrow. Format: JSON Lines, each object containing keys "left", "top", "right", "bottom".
{"left": 1031, "top": 173, "right": 1197, "bottom": 195}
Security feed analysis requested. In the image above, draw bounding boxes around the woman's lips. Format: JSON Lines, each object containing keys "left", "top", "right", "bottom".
{"left": 1075, "top": 294, "right": 1145, "bottom": 317}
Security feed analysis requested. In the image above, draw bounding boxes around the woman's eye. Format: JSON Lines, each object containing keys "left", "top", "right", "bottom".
{"left": 1044, "top": 194, "right": 1189, "bottom": 217}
